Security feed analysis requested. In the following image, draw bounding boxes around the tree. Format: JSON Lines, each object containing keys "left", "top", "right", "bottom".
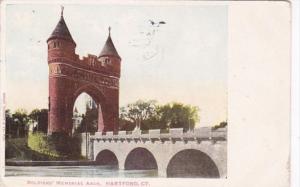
{"left": 38, "top": 109, "right": 49, "bottom": 133}
{"left": 5, "top": 110, "right": 14, "bottom": 138}
{"left": 119, "top": 100, "right": 200, "bottom": 132}
{"left": 157, "top": 102, "right": 199, "bottom": 132}
{"left": 119, "top": 100, "right": 157, "bottom": 130}
{"left": 212, "top": 121, "right": 227, "bottom": 130}
{"left": 29, "top": 109, "right": 48, "bottom": 133}
{"left": 76, "top": 108, "right": 98, "bottom": 133}
{"left": 12, "top": 108, "right": 30, "bottom": 137}
{"left": 29, "top": 109, "right": 40, "bottom": 132}
{"left": 119, "top": 118, "right": 136, "bottom": 131}
{"left": 29, "top": 109, "right": 40, "bottom": 122}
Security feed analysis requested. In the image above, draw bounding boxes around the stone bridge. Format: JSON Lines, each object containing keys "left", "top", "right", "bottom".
{"left": 87, "top": 127, "right": 227, "bottom": 178}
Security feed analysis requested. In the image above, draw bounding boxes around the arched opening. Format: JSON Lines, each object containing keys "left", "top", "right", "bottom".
{"left": 72, "top": 85, "right": 107, "bottom": 132}
{"left": 72, "top": 92, "right": 101, "bottom": 135}
{"left": 124, "top": 148, "right": 158, "bottom": 170}
{"left": 95, "top": 150, "right": 118, "bottom": 167}
{"left": 167, "top": 149, "right": 220, "bottom": 178}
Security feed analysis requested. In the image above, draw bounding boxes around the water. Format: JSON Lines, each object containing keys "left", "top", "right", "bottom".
{"left": 5, "top": 166, "right": 158, "bottom": 178}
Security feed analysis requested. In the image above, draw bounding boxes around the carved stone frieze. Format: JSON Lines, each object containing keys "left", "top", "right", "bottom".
{"left": 49, "top": 63, "right": 119, "bottom": 89}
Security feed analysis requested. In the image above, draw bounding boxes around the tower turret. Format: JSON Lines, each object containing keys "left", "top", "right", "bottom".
{"left": 98, "top": 27, "right": 121, "bottom": 77}
{"left": 99, "top": 27, "right": 120, "bottom": 59}
{"left": 47, "top": 7, "right": 76, "bottom": 63}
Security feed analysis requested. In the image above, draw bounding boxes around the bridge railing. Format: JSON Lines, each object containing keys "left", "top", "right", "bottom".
{"left": 91, "top": 127, "right": 227, "bottom": 141}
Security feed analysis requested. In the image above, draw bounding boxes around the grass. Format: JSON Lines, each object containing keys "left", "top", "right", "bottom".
{"left": 6, "top": 132, "right": 83, "bottom": 161}
{"left": 6, "top": 138, "right": 60, "bottom": 161}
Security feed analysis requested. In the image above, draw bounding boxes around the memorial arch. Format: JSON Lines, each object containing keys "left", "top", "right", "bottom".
{"left": 47, "top": 9, "right": 121, "bottom": 135}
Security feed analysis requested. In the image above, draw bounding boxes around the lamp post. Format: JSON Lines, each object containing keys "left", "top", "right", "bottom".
{"left": 85, "top": 119, "right": 88, "bottom": 159}
{"left": 14, "top": 118, "right": 19, "bottom": 138}
{"left": 8, "top": 119, "right": 11, "bottom": 138}
{"left": 188, "top": 118, "right": 191, "bottom": 132}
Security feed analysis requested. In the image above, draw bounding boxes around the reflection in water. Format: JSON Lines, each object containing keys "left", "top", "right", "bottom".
{"left": 5, "top": 166, "right": 158, "bottom": 178}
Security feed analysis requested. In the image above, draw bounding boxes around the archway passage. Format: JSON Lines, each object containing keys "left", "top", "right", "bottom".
{"left": 72, "top": 92, "right": 99, "bottom": 134}
{"left": 167, "top": 149, "right": 220, "bottom": 178}
{"left": 124, "top": 148, "right": 158, "bottom": 170}
{"left": 95, "top": 150, "right": 118, "bottom": 167}
{"left": 72, "top": 85, "right": 108, "bottom": 133}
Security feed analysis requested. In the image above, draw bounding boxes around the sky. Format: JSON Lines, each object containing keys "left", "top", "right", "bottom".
{"left": 4, "top": 3, "right": 227, "bottom": 127}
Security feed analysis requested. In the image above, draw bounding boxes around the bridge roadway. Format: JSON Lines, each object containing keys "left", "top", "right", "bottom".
{"left": 88, "top": 127, "right": 227, "bottom": 178}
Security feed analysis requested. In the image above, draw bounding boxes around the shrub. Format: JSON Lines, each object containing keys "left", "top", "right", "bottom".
{"left": 28, "top": 132, "right": 81, "bottom": 160}
{"left": 212, "top": 121, "right": 227, "bottom": 130}
{"left": 28, "top": 132, "right": 60, "bottom": 158}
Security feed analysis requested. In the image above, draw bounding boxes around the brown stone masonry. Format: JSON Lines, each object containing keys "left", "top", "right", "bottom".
{"left": 47, "top": 12, "right": 121, "bottom": 135}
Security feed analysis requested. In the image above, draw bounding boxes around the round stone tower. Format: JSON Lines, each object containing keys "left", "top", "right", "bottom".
{"left": 47, "top": 8, "right": 77, "bottom": 135}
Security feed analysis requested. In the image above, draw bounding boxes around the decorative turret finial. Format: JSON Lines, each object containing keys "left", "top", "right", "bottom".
{"left": 61, "top": 5, "right": 64, "bottom": 17}
{"left": 99, "top": 26, "right": 120, "bottom": 58}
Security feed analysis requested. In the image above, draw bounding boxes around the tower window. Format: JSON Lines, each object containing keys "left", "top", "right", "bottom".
{"left": 53, "top": 42, "right": 57, "bottom": 48}
{"left": 105, "top": 58, "right": 111, "bottom": 65}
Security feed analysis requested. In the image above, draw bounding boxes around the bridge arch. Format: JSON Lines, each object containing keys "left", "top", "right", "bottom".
{"left": 95, "top": 149, "right": 118, "bottom": 167}
{"left": 124, "top": 147, "right": 158, "bottom": 170}
{"left": 166, "top": 149, "right": 220, "bottom": 178}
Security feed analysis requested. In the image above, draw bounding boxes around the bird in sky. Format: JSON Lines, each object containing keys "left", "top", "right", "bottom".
{"left": 149, "top": 20, "right": 155, "bottom": 25}
{"left": 129, "top": 19, "right": 166, "bottom": 57}
{"left": 149, "top": 20, "right": 167, "bottom": 27}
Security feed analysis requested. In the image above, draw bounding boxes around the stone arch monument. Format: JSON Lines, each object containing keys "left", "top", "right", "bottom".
{"left": 47, "top": 9, "right": 121, "bottom": 135}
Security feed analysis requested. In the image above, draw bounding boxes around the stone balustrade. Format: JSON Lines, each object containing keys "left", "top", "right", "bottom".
{"left": 90, "top": 127, "right": 226, "bottom": 142}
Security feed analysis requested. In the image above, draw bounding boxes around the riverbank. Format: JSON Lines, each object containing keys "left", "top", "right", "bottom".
{"left": 5, "top": 160, "right": 96, "bottom": 166}
{"left": 5, "top": 165, "right": 158, "bottom": 177}
{"left": 6, "top": 136, "right": 84, "bottom": 161}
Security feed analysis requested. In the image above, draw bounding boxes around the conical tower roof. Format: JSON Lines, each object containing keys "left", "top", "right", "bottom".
{"left": 47, "top": 8, "right": 75, "bottom": 44}
{"left": 99, "top": 27, "right": 120, "bottom": 59}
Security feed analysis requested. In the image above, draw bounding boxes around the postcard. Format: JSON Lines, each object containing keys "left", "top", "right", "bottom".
{"left": 0, "top": 0, "right": 291, "bottom": 187}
